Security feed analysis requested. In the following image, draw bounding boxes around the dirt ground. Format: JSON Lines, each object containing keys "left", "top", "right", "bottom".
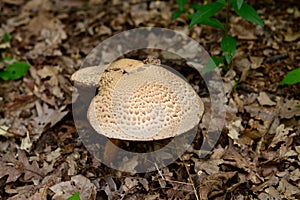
{"left": 0, "top": 0, "right": 299, "bottom": 199}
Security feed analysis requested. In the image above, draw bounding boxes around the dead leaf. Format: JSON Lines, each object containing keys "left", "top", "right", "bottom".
{"left": 290, "top": 168, "right": 300, "bottom": 182}
{"left": 123, "top": 177, "right": 139, "bottom": 193}
{"left": 2, "top": 0, "right": 24, "bottom": 5}
{"left": 250, "top": 56, "right": 264, "bottom": 69}
{"left": 278, "top": 178, "right": 299, "bottom": 198}
{"left": 194, "top": 159, "right": 223, "bottom": 175}
{"left": 50, "top": 175, "right": 96, "bottom": 200}
{"left": 66, "top": 153, "right": 79, "bottom": 176}
{"left": 37, "top": 66, "right": 64, "bottom": 99}
{"left": 20, "top": 131, "right": 32, "bottom": 152}
{"left": 118, "top": 156, "right": 139, "bottom": 173}
{"left": 46, "top": 148, "right": 61, "bottom": 163}
{"left": 0, "top": 149, "right": 45, "bottom": 183}
{"left": 269, "top": 124, "right": 293, "bottom": 148}
{"left": 235, "top": 58, "right": 251, "bottom": 82}
{"left": 0, "top": 125, "right": 14, "bottom": 137}
{"left": 278, "top": 99, "right": 300, "bottom": 119}
{"left": 230, "top": 18, "right": 258, "bottom": 40}
{"left": 284, "top": 31, "right": 300, "bottom": 42}
{"left": 31, "top": 101, "right": 68, "bottom": 140}
{"left": 199, "top": 171, "right": 238, "bottom": 200}
{"left": 257, "top": 92, "right": 276, "bottom": 106}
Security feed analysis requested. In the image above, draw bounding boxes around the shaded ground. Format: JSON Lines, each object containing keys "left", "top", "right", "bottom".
{"left": 0, "top": 0, "right": 299, "bottom": 199}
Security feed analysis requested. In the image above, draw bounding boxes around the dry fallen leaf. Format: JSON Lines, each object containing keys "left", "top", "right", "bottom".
{"left": 50, "top": 175, "right": 97, "bottom": 200}
{"left": 199, "top": 171, "right": 238, "bottom": 200}
{"left": 31, "top": 101, "right": 68, "bottom": 140}
{"left": 257, "top": 92, "right": 276, "bottom": 106}
{"left": 37, "top": 66, "right": 64, "bottom": 99}
{"left": 0, "top": 125, "right": 14, "bottom": 137}
{"left": 284, "top": 31, "right": 300, "bottom": 42}
{"left": 278, "top": 99, "right": 300, "bottom": 119}
{"left": 250, "top": 56, "right": 264, "bottom": 69}
{"left": 269, "top": 124, "right": 293, "bottom": 148}
{"left": 0, "top": 149, "right": 45, "bottom": 183}
{"left": 194, "top": 159, "right": 223, "bottom": 175}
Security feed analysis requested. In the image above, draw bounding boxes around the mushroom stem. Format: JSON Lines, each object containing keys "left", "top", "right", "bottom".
{"left": 103, "top": 139, "right": 121, "bottom": 164}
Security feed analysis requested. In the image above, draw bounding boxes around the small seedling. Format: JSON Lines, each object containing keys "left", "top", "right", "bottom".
{"left": 173, "top": 0, "right": 264, "bottom": 74}
{"left": 0, "top": 32, "right": 30, "bottom": 80}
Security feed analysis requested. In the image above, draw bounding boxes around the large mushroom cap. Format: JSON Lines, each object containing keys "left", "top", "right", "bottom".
{"left": 82, "top": 58, "right": 204, "bottom": 141}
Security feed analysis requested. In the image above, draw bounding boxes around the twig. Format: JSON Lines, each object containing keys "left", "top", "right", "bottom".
{"left": 180, "top": 157, "right": 200, "bottom": 200}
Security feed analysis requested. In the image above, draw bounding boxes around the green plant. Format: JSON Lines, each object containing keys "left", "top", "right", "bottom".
{"left": 280, "top": 68, "right": 300, "bottom": 85}
{"left": 0, "top": 32, "right": 30, "bottom": 80}
{"left": 173, "top": 0, "right": 264, "bottom": 73}
{"left": 67, "top": 192, "right": 81, "bottom": 200}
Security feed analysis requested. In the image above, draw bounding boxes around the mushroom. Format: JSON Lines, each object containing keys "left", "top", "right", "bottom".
{"left": 71, "top": 58, "right": 204, "bottom": 163}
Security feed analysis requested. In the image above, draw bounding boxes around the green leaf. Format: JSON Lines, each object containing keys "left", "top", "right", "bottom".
{"left": 221, "top": 35, "right": 236, "bottom": 64}
{"left": 197, "top": 17, "right": 224, "bottom": 30}
{"left": 172, "top": 9, "right": 185, "bottom": 19}
{"left": 176, "top": 0, "right": 186, "bottom": 10}
{"left": 0, "top": 61, "right": 30, "bottom": 81}
{"left": 202, "top": 56, "right": 225, "bottom": 74}
{"left": 280, "top": 68, "right": 300, "bottom": 85}
{"left": 172, "top": 0, "right": 187, "bottom": 19}
{"left": 189, "top": 1, "right": 225, "bottom": 28}
{"left": 230, "top": 0, "right": 244, "bottom": 10}
{"left": 231, "top": 2, "right": 264, "bottom": 26}
{"left": 187, "top": 13, "right": 193, "bottom": 20}
{"left": 190, "top": 4, "right": 202, "bottom": 10}
{"left": 67, "top": 192, "right": 81, "bottom": 200}
{"left": 3, "top": 32, "right": 10, "bottom": 42}
{"left": 172, "top": 9, "right": 183, "bottom": 19}
{"left": 237, "top": 0, "right": 244, "bottom": 9}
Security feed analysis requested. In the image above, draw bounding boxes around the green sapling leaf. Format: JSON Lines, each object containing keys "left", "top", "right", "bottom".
{"left": 172, "top": 0, "right": 187, "bottom": 19}
{"left": 237, "top": 0, "right": 244, "bottom": 9}
{"left": 231, "top": 2, "right": 264, "bottom": 26}
{"left": 172, "top": 9, "right": 185, "bottom": 19}
{"left": 230, "top": 0, "right": 244, "bottom": 10}
{"left": 280, "top": 68, "right": 300, "bottom": 85}
{"left": 221, "top": 35, "right": 236, "bottom": 64}
{"left": 198, "top": 17, "right": 224, "bottom": 30}
{"left": 176, "top": 0, "right": 187, "bottom": 10}
{"left": 189, "top": 1, "right": 225, "bottom": 28}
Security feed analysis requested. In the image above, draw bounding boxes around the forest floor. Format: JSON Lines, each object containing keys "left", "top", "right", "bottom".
{"left": 0, "top": 0, "right": 299, "bottom": 199}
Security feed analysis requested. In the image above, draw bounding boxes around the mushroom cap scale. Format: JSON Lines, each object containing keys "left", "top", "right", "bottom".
{"left": 71, "top": 59, "right": 144, "bottom": 87}
{"left": 71, "top": 64, "right": 108, "bottom": 87}
{"left": 86, "top": 59, "right": 204, "bottom": 141}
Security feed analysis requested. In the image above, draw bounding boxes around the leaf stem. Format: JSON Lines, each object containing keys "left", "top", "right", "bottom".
{"left": 225, "top": 0, "right": 230, "bottom": 35}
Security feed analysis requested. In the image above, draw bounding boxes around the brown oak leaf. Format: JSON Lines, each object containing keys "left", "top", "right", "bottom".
{"left": 0, "top": 149, "right": 45, "bottom": 183}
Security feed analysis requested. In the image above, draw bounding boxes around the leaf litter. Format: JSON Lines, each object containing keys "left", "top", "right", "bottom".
{"left": 0, "top": 0, "right": 299, "bottom": 199}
